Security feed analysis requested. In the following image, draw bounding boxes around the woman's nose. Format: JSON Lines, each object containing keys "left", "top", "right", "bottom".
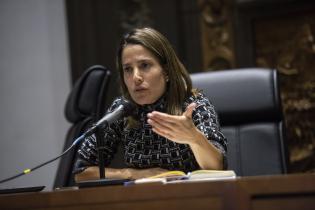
{"left": 133, "top": 69, "right": 143, "bottom": 84}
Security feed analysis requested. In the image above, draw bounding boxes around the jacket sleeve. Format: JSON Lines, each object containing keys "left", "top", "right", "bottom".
{"left": 191, "top": 93, "right": 228, "bottom": 169}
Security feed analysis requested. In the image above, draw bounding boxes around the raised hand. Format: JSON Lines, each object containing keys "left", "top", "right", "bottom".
{"left": 147, "top": 103, "right": 202, "bottom": 145}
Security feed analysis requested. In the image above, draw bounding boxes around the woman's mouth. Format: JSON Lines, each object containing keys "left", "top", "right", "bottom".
{"left": 135, "top": 87, "right": 147, "bottom": 92}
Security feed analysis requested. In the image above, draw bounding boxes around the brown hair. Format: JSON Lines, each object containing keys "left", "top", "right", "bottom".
{"left": 116, "top": 27, "right": 193, "bottom": 115}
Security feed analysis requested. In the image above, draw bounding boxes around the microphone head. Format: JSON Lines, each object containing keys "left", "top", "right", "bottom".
{"left": 121, "top": 99, "right": 137, "bottom": 116}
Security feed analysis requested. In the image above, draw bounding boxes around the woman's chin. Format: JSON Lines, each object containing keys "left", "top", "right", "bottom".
{"left": 132, "top": 97, "right": 155, "bottom": 106}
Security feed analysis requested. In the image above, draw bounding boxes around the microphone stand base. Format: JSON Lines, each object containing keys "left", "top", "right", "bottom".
{"left": 77, "top": 178, "right": 131, "bottom": 188}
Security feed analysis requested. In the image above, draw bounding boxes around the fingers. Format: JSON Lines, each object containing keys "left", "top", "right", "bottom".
{"left": 152, "top": 125, "right": 174, "bottom": 140}
{"left": 147, "top": 118, "right": 175, "bottom": 139}
{"left": 148, "top": 111, "right": 178, "bottom": 124}
{"left": 147, "top": 117, "right": 174, "bottom": 133}
{"left": 148, "top": 102, "right": 197, "bottom": 123}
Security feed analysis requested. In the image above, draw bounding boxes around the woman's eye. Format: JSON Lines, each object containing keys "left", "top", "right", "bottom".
{"left": 140, "top": 62, "right": 150, "bottom": 69}
{"left": 123, "top": 67, "right": 132, "bottom": 73}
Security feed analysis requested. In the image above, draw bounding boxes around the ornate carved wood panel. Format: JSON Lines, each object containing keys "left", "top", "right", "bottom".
{"left": 199, "top": 0, "right": 315, "bottom": 172}
{"left": 198, "top": 0, "right": 236, "bottom": 70}
{"left": 254, "top": 9, "right": 315, "bottom": 173}
{"left": 202, "top": 0, "right": 315, "bottom": 172}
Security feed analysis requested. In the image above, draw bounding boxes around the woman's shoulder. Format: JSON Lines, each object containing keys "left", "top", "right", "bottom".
{"left": 185, "top": 90, "right": 213, "bottom": 106}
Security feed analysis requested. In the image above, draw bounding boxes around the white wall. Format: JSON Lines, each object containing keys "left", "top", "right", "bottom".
{"left": 0, "top": 0, "right": 70, "bottom": 191}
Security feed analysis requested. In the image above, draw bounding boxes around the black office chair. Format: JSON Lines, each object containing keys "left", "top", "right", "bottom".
{"left": 54, "top": 65, "right": 111, "bottom": 188}
{"left": 191, "top": 68, "right": 289, "bottom": 176}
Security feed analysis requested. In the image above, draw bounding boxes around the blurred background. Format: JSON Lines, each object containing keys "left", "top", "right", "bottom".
{"left": 0, "top": 0, "right": 314, "bottom": 190}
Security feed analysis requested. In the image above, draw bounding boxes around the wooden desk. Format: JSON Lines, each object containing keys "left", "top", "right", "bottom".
{"left": 0, "top": 173, "right": 314, "bottom": 210}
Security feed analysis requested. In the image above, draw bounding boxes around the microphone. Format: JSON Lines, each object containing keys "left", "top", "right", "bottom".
{"left": 84, "top": 99, "right": 136, "bottom": 137}
{"left": 86, "top": 99, "right": 136, "bottom": 180}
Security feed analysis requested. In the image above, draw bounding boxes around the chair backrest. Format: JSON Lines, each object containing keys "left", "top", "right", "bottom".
{"left": 54, "top": 65, "right": 110, "bottom": 188}
{"left": 191, "top": 68, "right": 289, "bottom": 176}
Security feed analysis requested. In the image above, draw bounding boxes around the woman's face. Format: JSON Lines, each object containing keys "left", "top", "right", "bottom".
{"left": 122, "top": 44, "right": 167, "bottom": 105}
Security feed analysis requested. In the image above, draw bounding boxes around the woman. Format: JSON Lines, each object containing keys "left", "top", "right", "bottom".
{"left": 74, "top": 27, "right": 227, "bottom": 182}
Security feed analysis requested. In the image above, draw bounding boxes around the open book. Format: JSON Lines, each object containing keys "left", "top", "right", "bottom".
{"left": 125, "top": 170, "right": 236, "bottom": 185}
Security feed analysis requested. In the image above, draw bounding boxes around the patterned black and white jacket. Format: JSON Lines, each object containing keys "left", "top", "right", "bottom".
{"left": 74, "top": 92, "right": 227, "bottom": 174}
